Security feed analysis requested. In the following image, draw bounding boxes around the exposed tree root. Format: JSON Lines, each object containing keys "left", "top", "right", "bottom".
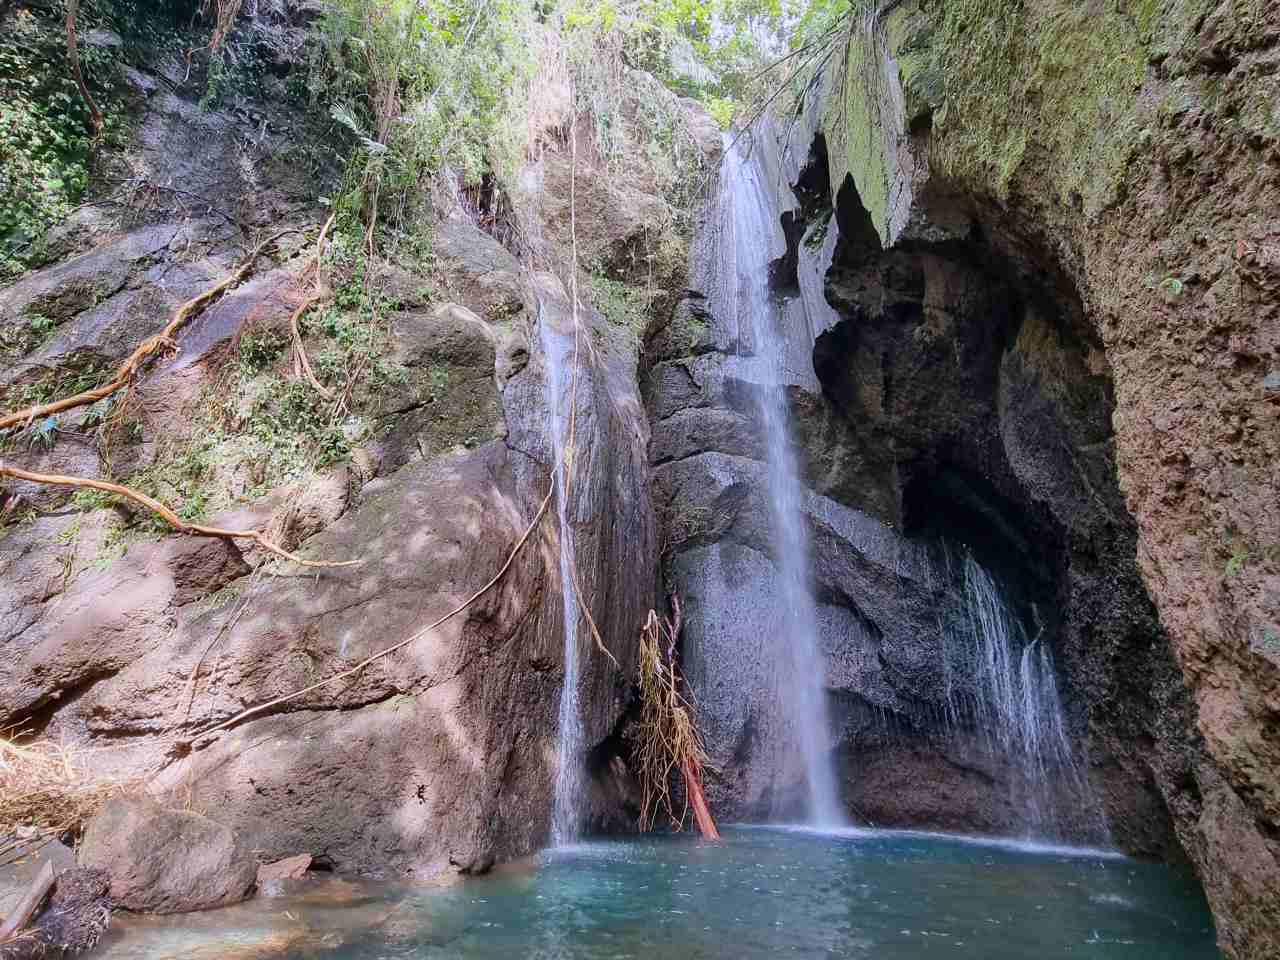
{"left": 636, "top": 598, "right": 720, "bottom": 840}
{"left": 65, "top": 0, "right": 103, "bottom": 139}
{"left": 179, "top": 480, "right": 556, "bottom": 751}
{"left": 0, "top": 464, "right": 358, "bottom": 568}
{"left": 288, "top": 296, "right": 333, "bottom": 398}
{"left": 289, "top": 213, "right": 335, "bottom": 398}
{"left": 0, "top": 229, "right": 295, "bottom": 433}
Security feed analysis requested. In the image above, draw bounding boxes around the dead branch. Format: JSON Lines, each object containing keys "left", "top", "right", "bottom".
{"left": 288, "top": 296, "right": 333, "bottom": 398}
{"left": 181, "top": 480, "right": 555, "bottom": 749}
{"left": 289, "top": 213, "right": 335, "bottom": 398}
{"left": 0, "top": 861, "right": 55, "bottom": 945}
{"left": 636, "top": 601, "right": 718, "bottom": 839}
{"left": 0, "top": 230, "right": 296, "bottom": 433}
{"left": 65, "top": 0, "right": 103, "bottom": 139}
{"left": 0, "top": 464, "right": 358, "bottom": 568}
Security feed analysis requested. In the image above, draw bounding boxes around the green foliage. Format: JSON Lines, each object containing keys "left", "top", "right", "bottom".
{"left": 236, "top": 326, "right": 290, "bottom": 372}
{"left": 1225, "top": 544, "right": 1249, "bottom": 578}
{"left": 0, "top": 0, "right": 196, "bottom": 277}
{"left": 1158, "top": 276, "right": 1185, "bottom": 302}
{"left": 129, "top": 432, "right": 222, "bottom": 527}
{"left": 1, "top": 3, "right": 117, "bottom": 275}
{"left": 307, "top": 0, "right": 537, "bottom": 242}
{"left": 932, "top": 0, "right": 1150, "bottom": 212}
{"left": 590, "top": 273, "right": 651, "bottom": 333}
{"left": 0, "top": 358, "right": 112, "bottom": 454}
{"left": 704, "top": 96, "right": 737, "bottom": 128}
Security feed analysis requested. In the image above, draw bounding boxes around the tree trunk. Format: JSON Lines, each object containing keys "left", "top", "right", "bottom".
{"left": 65, "top": 0, "right": 105, "bottom": 139}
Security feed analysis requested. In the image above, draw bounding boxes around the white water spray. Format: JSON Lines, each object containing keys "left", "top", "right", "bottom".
{"left": 945, "top": 552, "right": 1087, "bottom": 835}
{"left": 542, "top": 311, "right": 585, "bottom": 846}
{"left": 714, "top": 133, "right": 843, "bottom": 826}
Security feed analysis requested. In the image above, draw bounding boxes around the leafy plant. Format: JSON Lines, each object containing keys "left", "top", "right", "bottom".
{"left": 1226, "top": 544, "right": 1249, "bottom": 577}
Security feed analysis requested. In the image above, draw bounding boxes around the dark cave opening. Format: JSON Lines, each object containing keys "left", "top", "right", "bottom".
{"left": 900, "top": 458, "right": 1062, "bottom": 635}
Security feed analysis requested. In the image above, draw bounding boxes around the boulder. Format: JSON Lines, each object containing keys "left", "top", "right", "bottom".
{"left": 433, "top": 220, "right": 528, "bottom": 323}
{"left": 256, "top": 855, "right": 311, "bottom": 897}
{"left": 79, "top": 795, "right": 256, "bottom": 913}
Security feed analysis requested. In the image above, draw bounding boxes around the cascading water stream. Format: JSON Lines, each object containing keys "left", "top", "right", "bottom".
{"left": 541, "top": 311, "right": 585, "bottom": 846}
{"left": 942, "top": 550, "right": 1092, "bottom": 837}
{"left": 715, "top": 133, "right": 843, "bottom": 826}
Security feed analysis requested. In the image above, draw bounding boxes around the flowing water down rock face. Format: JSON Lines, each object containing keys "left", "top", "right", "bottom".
{"left": 704, "top": 133, "right": 843, "bottom": 826}
{"left": 937, "top": 551, "right": 1094, "bottom": 840}
{"left": 542, "top": 302, "right": 587, "bottom": 846}
{"left": 646, "top": 113, "right": 1174, "bottom": 849}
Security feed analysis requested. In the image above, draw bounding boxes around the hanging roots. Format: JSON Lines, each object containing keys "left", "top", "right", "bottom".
{"left": 635, "top": 599, "right": 719, "bottom": 839}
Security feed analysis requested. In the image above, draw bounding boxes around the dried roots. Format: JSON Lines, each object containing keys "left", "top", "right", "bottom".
{"left": 635, "top": 600, "right": 719, "bottom": 839}
{"left": 0, "top": 733, "right": 134, "bottom": 839}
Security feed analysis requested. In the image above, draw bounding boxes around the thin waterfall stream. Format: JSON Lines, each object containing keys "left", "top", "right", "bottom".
{"left": 940, "top": 550, "right": 1100, "bottom": 840}
{"left": 714, "top": 132, "right": 843, "bottom": 826}
{"left": 541, "top": 308, "right": 585, "bottom": 846}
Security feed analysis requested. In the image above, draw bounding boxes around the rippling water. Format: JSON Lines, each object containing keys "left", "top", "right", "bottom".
{"left": 98, "top": 827, "right": 1219, "bottom": 959}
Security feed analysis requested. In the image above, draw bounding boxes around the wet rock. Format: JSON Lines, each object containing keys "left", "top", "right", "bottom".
{"left": 256, "top": 855, "right": 311, "bottom": 896}
{"left": 34, "top": 866, "right": 113, "bottom": 955}
{"left": 433, "top": 221, "right": 528, "bottom": 324}
{"left": 79, "top": 795, "right": 256, "bottom": 913}
{"left": 0, "top": 226, "right": 175, "bottom": 332}
{"left": 0, "top": 18, "right": 660, "bottom": 895}
{"left": 797, "top": 3, "right": 1280, "bottom": 952}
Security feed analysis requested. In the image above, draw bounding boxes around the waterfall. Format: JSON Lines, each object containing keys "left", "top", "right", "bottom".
{"left": 714, "top": 132, "right": 843, "bottom": 826}
{"left": 945, "top": 552, "right": 1086, "bottom": 836}
{"left": 541, "top": 310, "right": 584, "bottom": 846}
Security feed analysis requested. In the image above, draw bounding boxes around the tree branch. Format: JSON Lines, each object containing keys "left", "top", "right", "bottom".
{"left": 65, "top": 0, "right": 104, "bottom": 139}
{"left": 0, "top": 464, "right": 359, "bottom": 568}
{"left": 0, "top": 230, "right": 295, "bottom": 433}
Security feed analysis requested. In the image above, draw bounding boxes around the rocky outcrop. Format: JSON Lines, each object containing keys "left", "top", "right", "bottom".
{"left": 647, "top": 121, "right": 1123, "bottom": 840}
{"left": 685, "top": 2, "right": 1276, "bottom": 955}
{"left": 80, "top": 796, "right": 256, "bottom": 913}
{"left": 0, "top": 35, "right": 668, "bottom": 884}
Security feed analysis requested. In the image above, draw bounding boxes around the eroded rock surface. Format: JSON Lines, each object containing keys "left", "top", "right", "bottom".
{"left": 80, "top": 796, "right": 256, "bottom": 913}
{"left": 1, "top": 43, "right": 666, "bottom": 884}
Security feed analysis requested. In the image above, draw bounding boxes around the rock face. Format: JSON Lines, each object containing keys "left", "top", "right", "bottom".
{"left": 80, "top": 796, "right": 256, "bottom": 913}
{"left": 647, "top": 124, "right": 1160, "bottom": 843}
{"left": 825, "top": 3, "right": 1280, "bottom": 956}
{"left": 0, "top": 36, "right": 666, "bottom": 883}
{"left": 647, "top": 2, "right": 1279, "bottom": 956}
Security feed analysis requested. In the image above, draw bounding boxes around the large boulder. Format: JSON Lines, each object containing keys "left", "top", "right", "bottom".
{"left": 79, "top": 795, "right": 256, "bottom": 913}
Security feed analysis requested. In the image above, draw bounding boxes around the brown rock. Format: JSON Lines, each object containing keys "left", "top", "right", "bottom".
{"left": 79, "top": 795, "right": 256, "bottom": 913}
{"left": 256, "top": 854, "right": 311, "bottom": 886}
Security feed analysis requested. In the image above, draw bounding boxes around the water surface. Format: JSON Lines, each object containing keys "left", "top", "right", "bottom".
{"left": 98, "top": 826, "right": 1218, "bottom": 959}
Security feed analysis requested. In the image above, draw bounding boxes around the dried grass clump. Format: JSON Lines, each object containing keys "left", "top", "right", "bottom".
{"left": 635, "top": 600, "right": 716, "bottom": 837}
{"left": 0, "top": 734, "right": 133, "bottom": 836}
